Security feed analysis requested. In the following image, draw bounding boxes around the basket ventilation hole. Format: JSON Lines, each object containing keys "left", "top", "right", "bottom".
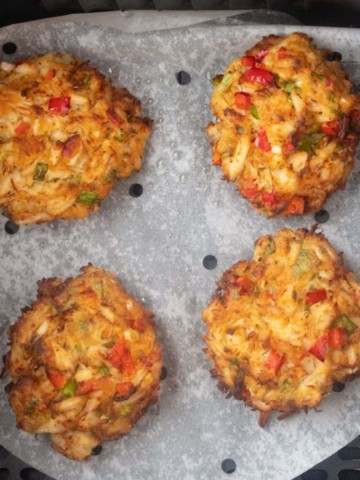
{"left": 301, "top": 470, "right": 327, "bottom": 480}
{"left": 5, "top": 221, "right": 19, "bottom": 234}
{"left": 338, "top": 447, "right": 360, "bottom": 460}
{"left": 91, "top": 445, "right": 102, "bottom": 456}
{"left": 129, "top": 183, "right": 143, "bottom": 198}
{"left": 314, "top": 209, "right": 329, "bottom": 224}
{"left": 176, "top": 71, "right": 191, "bottom": 85}
{"left": 160, "top": 367, "right": 167, "bottom": 381}
{"left": 20, "top": 468, "right": 51, "bottom": 480}
{"left": 332, "top": 381, "right": 345, "bottom": 392}
{"left": 0, "top": 469, "right": 9, "bottom": 480}
{"left": 221, "top": 459, "right": 236, "bottom": 474}
{"left": 2, "top": 42, "right": 17, "bottom": 54}
{"left": 0, "top": 446, "right": 9, "bottom": 459}
{"left": 325, "top": 51, "right": 342, "bottom": 61}
{"left": 203, "top": 255, "right": 217, "bottom": 270}
{"left": 338, "top": 471, "right": 360, "bottom": 480}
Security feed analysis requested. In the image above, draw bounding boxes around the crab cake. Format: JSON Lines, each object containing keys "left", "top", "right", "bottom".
{"left": 5, "top": 265, "right": 162, "bottom": 460}
{"left": 207, "top": 33, "right": 360, "bottom": 217}
{"left": 203, "top": 228, "right": 360, "bottom": 425}
{"left": 0, "top": 53, "right": 152, "bottom": 224}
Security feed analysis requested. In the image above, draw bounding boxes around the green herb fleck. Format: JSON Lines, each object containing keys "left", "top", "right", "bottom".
{"left": 61, "top": 378, "right": 77, "bottom": 398}
{"left": 33, "top": 162, "right": 48, "bottom": 181}
{"left": 310, "top": 124, "right": 320, "bottom": 133}
{"left": 77, "top": 191, "right": 97, "bottom": 205}
{"left": 117, "top": 405, "right": 131, "bottom": 416}
{"left": 237, "top": 127, "right": 245, "bottom": 134}
{"left": 230, "top": 357, "right": 240, "bottom": 367}
{"left": 114, "top": 130, "right": 127, "bottom": 142}
{"left": 250, "top": 105, "right": 260, "bottom": 120}
{"left": 281, "top": 379, "right": 292, "bottom": 391}
{"left": 219, "top": 73, "right": 233, "bottom": 91}
{"left": 292, "top": 250, "right": 313, "bottom": 276}
{"left": 69, "top": 174, "right": 81, "bottom": 185}
{"left": 264, "top": 239, "right": 276, "bottom": 256}
{"left": 328, "top": 92, "right": 335, "bottom": 103}
{"left": 297, "top": 133, "right": 324, "bottom": 154}
{"left": 311, "top": 71, "right": 325, "bottom": 80}
{"left": 97, "top": 363, "right": 110, "bottom": 376}
{"left": 330, "top": 108, "right": 342, "bottom": 116}
{"left": 334, "top": 315, "right": 358, "bottom": 335}
{"left": 74, "top": 344, "right": 82, "bottom": 353}
{"left": 283, "top": 81, "right": 295, "bottom": 94}
{"left": 103, "top": 169, "right": 117, "bottom": 184}
{"left": 25, "top": 396, "right": 38, "bottom": 416}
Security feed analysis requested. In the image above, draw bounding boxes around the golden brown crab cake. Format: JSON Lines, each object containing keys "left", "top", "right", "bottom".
{"left": 0, "top": 53, "right": 152, "bottom": 224}
{"left": 5, "top": 265, "right": 162, "bottom": 460}
{"left": 207, "top": 32, "right": 360, "bottom": 217}
{"left": 203, "top": 228, "right": 360, "bottom": 425}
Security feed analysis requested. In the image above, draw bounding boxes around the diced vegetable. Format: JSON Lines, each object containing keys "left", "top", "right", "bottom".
{"left": 114, "top": 129, "right": 127, "bottom": 142}
{"left": 320, "top": 119, "right": 340, "bottom": 136}
{"left": 264, "top": 238, "right": 276, "bottom": 256}
{"left": 62, "top": 135, "right": 81, "bottom": 158}
{"left": 311, "top": 71, "right": 325, "bottom": 80}
{"left": 328, "top": 327, "right": 345, "bottom": 349}
{"left": 283, "top": 136, "right": 295, "bottom": 156}
{"left": 277, "top": 47, "right": 289, "bottom": 59}
{"left": 265, "top": 350, "right": 285, "bottom": 374}
{"left": 48, "top": 96, "right": 71, "bottom": 115}
{"left": 234, "top": 92, "right": 251, "bottom": 110}
{"left": 305, "top": 289, "right": 327, "bottom": 305}
{"left": 309, "top": 334, "right": 328, "bottom": 361}
{"left": 33, "top": 162, "right": 48, "bottom": 181}
{"left": 292, "top": 250, "right": 313, "bottom": 276}
{"left": 15, "top": 121, "right": 30, "bottom": 135}
{"left": 48, "top": 369, "right": 66, "bottom": 389}
{"left": 106, "top": 338, "right": 135, "bottom": 375}
{"left": 262, "top": 191, "right": 280, "bottom": 207}
{"left": 250, "top": 105, "right": 260, "bottom": 119}
{"left": 212, "top": 74, "right": 224, "bottom": 86}
{"left": 240, "top": 182, "right": 260, "bottom": 199}
{"left": 230, "top": 357, "right": 240, "bottom": 366}
{"left": 242, "top": 67, "right": 274, "bottom": 85}
{"left": 232, "top": 276, "right": 252, "bottom": 293}
{"left": 97, "top": 363, "right": 110, "bottom": 376}
{"left": 334, "top": 315, "right": 358, "bottom": 335}
{"left": 254, "top": 129, "right": 271, "bottom": 152}
{"left": 45, "top": 68, "right": 55, "bottom": 80}
{"left": 297, "top": 133, "right": 324, "bottom": 154}
{"left": 61, "top": 378, "right": 77, "bottom": 398}
{"left": 282, "top": 81, "right": 295, "bottom": 94}
{"left": 107, "top": 109, "right": 123, "bottom": 127}
{"left": 77, "top": 191, "right": 97, "bottom": 205}
{"left": 218, "top": 73, "right": 233, "bottom": 91}
{"left": 241, "top": 56, "right": 255, "bottom": 68}
{"left": 115, "top": 382, "right": 135, "bottom": 399}
{"left": 285, "top": 196, "right": 304, "bottom": 215}
{"left": 255, "top": 50, "right": 268, "bottom": 61}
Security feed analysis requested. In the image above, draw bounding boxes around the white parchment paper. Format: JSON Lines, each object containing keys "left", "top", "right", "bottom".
{"left": 0, "top": 21, "right": 359, "bottom": 480}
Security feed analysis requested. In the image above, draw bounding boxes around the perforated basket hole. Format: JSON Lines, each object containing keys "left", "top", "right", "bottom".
{"left": 338, "top": 471, "right": 360, "bottom": 480}
{"left": 176, "top": 71, "right": 191, "bottom": 85}
{"left": 4, "top": 220, "right": 19, "bottom": 234}
{"left": 0, "top": 469, "right": 9, "bottom": 480}
{"left": 2, "top": 42, "right": 17, "bottom": 54}
{"left": 203, "top": 255, "right": 217, "bottom": 270}
{"left": 325, "top": 51, "right": 342, "bottom": 61}
{"left": 314, "top": 210, "right": 329, "bottom": 224}
{"left": 91, "top": 445, "right": 102, "bottom": 456}
{"left": 20, "top": 468, "right": 51, "bottom": 480}
{"left": 338, "top": 447, "right": 360, "bottom": 460}
{"left": 301, "top": 469, "right": 327, "bottom": 480}
{"left": 129, "top": 183, "right": 143, "bottom": 198}
{"left": 221, "top": 459, "right": 236, "bottom": 474}
{"left": 160, "top": 366, "right": 167, "bottom": 381}
{"left": 332, "top": 381, "right": 345, "bottom": 392}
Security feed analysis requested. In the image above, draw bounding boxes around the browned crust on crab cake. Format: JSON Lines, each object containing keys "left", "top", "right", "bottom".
{"left": 0, "top": 53, "right": 152, "bottom": 224}
{"left": 207, "top": 32, "right": 360, "bottom": 217}
{"left": 5, "top": 265, "right": 162, "bottom": 460}
{"left": 203, "top": 228, "right": 360, "bottom": 424}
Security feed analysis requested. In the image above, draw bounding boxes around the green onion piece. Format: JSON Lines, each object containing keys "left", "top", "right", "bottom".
{"left": 117, "top": 405, "right": 131, "bottom": 416}
{"left": 219, "top": 73, "right": 233, "bottom": 91}
{"left": 33, "top": 162, "right": 48, "bottom": 181}
{"left": 212, "top": 74, "right": 224, "bottom": 87}
{"left": 97, "top": 363, "right": 110, "bottom": 376}
{"left": 24, "top": 396, "right": 38, "bottom": 416}
{"left": 62, "top": 378, "right": 77, "bottom": 398}
{"left": 310, "top": 124, "right": 320, "bottom": 133}
{"left": 311, "top": 71, "right": 325, "bottom": 80}
{"left": 330, "top": 108, "right": 342, "bottom": 116}
{"left": 77, "top": 191, "right": 97, "bottom": 205}
{"left": 230, "top": 357, "right": 240, "bottom": 366}
{"left": 237, "top": 127, "right": 245, "bottom": 134}
{"left": 297, "top": 133, "right": 325, "bottom": 154}
{"left": 264, "top": 239, "right": 276, "bottom": 256}
{"left": 283, "top": 81, "right": 295, "bottom": 93}
{"left": 104, "top": 169, "right": 117, "bottom": 184}
{"left": 114, "top": 130, "right": 127, "bottom": 142}
{"left": 292, "top": 250, "right": 313, "bottom": 276}
{"left": 328, "top": 92, "right": 335, "bottom": 103}
{"left": 69, "top": 174, "right": 81, "bottom": 185}
{"left": 250, "top": 105, "right": 260, "bottom": 120}
{"left": 74, "top": 344, "right": 82, "bottom": 353}
{"left": 334, "top": 315, "right": 358, "bottom": 335}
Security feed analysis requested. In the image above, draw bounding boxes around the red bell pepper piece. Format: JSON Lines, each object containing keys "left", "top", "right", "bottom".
{"left": 62, "top": 134, "right": 81, "bottom": 158}
{"left": 15, "top": 121, "right": 30, "bottom": 135}
{"left": 265, "top": 350, "right": 285, "bottom": 374}
{"left": 262, "top": 191, "right": 280, "bottom": 207}
{"left": 283, "top": 136, "right": 296, "bottom": 156}
{"left": 242, "top": 67, "right": 274, "bottom": 85}
{"left": 48, "top": 369, "right": 67, "bottom": 389}
{"left": 255, "top": 129, "right": 271, "bottom": 152}
{"left": 255, "top": 50, "right": 268, "bottom": 61}
{"left": 305, "top": 289, "right": 327, "bottom": 305}
{"left": 106, "top": 338, "right": 135, "bottom": 375}
{"left": 45, "top": 68, "right": 55, "bottom": 80}
{"left": 285, "top": 196, "right": 304, "bottom": 215}
{"left": 234, "top": 92, "right": 251, "bottom": 110}
{"left": 277, "top": 47, "right": 290, "bottom": 59}
{"left": 232, "top": 276, "right": 252, "bottom": 293}
{"left": 241, "top": 56, "right": 255, "bottom": 68}
{"left": 48, "top": 96, "right": 71, "bottom": 115}
{"left": 309, "top": 334, "right": 328, "bottom": 361}
{"left": 328, "top": 327, "right": 345, "bottom": 349}
{"left": 107, "top": 109, "right": 123, "bottom": 128}
{"left": 241, "top": 185, "right": 259, "bottom": 199}
{"left": 116, "top": 382, "right": 135, "bottom": 399}
{"left": 77, "top": 377, "right": 109, "bottom": 395}
{"left": 320, "top": 119, "right": 340, "bottom": 136}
